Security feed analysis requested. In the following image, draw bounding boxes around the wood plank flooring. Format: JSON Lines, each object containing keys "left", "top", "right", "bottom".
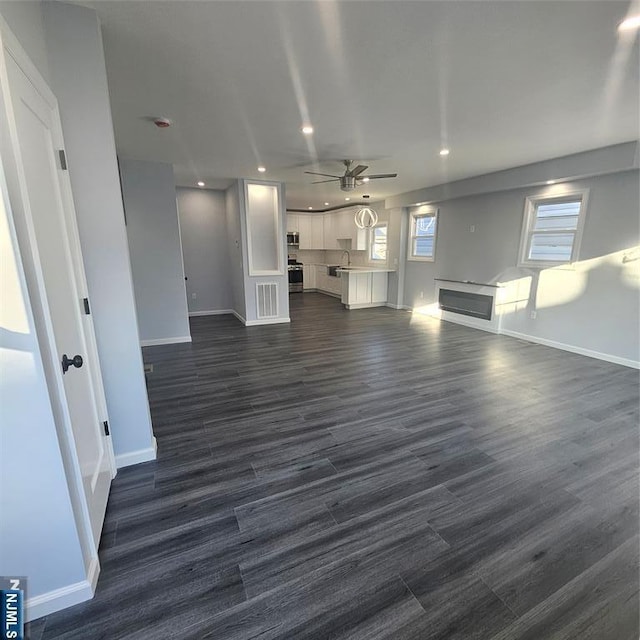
{"left": 33, "top": 293, "right": 639, "bottom": 639}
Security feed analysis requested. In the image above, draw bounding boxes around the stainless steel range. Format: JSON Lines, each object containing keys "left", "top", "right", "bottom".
{"left": 288, "top": 260, "right": 303, "bottom": 293}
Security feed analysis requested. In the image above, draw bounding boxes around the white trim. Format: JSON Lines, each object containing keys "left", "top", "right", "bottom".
{"left": 188, "top": 309, "right": 233, "bottom": 317}
{"left": 316, "top": 290, "right": 341, "bottom": 299}
{"left": 26, "top": 578, "right": 94, "bottom": 622}
{"left": 232, "top": 310, "right": 247, "bottom": 325}
{"left": 345, "top": 302, "right": 387, "bottom": 310}
{"left": 140, "top": 336, "right": 192, "bottom": 347}
{"left": 517, "top": 188, "right": 590, "bottom": 268}
{"left": 244, "top": 317, "right": 291, "bottom": 326}
{"left": 385, "top": 303, "right": 411, "bottom": 310}
{"left": 87, "top": 554, "right": 100, "bottom": 592}
{"left": 368, "top": 221, "right": 389, "bottom": 265}
{"left": 115, "top": 436, "right": 157, "bottom": 468}
{"left": 500, "top": 329, "right": 639, "bottom": 370}
{"left": 243, "top": 180, "right": 285, "bottom": 277}
{"left": 407, "top": 206, "right": 438, "bottom": 262}
{"left": 437, "top": 312, "right": 501, "bottom": 334}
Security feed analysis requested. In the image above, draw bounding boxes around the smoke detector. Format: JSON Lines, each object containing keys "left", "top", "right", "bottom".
{"left": 153, "top": 117, "right": 172, "bottom": 128}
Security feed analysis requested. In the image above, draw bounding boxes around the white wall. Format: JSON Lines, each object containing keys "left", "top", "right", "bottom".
{"left": 176, "top": 187, "right": 232, "bottom": 315}
{"left": 42, "top": 1, "right": 155, "bottom": 464}
{"left": 0, "top": 1, "right": 50, "bottom": 82}
{"left": 0, "top": 156, "right": 86, "bottom": 612}
{"left": 120, "top": 158, "right": 191, "bottom": 345}
{"left": 402, "top": 169, "right": 640, "bottom": 366}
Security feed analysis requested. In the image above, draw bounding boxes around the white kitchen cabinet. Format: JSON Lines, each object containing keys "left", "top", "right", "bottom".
{"left": 339, "top": 270, "right": 389, "bottom": 309}
{"left": 352, "top": 226, "right": 368, "bottom": 251}
{"left": 298, "top": 215, "right": 312, "bottom": 249}
{"left": 311, "top": 216, "right": 324, "bottom": 249}
{"left": 286, "top": 214, "right": 299, "bottom": 232}
{"left": 323, "top": 213, "right": 339, "bottom": 250}
{"left": 315, "top": 265, "right": 341, "bottom": 296}
{"left": 303, "top": 264, "right": 316, "bottom": 290}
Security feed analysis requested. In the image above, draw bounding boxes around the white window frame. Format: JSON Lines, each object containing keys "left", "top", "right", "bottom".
{"left": 369, "top": 222, "right": 388, "bottom": 264}
{"left": 518, "top": 189, "right": 589, "bottom": 268}
{"left": 408, "top": 206, "right": 438, "bottom": 262}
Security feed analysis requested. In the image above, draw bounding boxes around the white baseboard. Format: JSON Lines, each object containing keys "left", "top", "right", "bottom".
{"left": 408, "top": 302, "right": 639, "bottom": 369}
{"left": 87, "top": 555, "right": 100, "bottom": 592}
{"left": 438, "top": 312, "right": 501, "bottom": 334}
{"left": 385, "top": 303, "right": 411, "bottom": 310}
{"left": 316, "top": 290, "right": 341, "bottom": 299}
{"left": 140, "top": 336, "right": 192, "bottom": 347}
{"left": 345, "top": 303, "right": 386, "bottom": 310}
{"left": 26, "top": 577, "right": 94, "bottom": 622}
{"left": 500, "top": 329, "right": 640, "bottom": 369}
{"left": 245, "top": 317, "right": 291, "bottom": 326}
{"left": 115, "top": 436, "right": 157, "bottom": 468}
{"left": 188, "top": 309, "right": 233, "bottom": 317}
{"left": 232, "top": 310, "right": 247, "bottom": 325}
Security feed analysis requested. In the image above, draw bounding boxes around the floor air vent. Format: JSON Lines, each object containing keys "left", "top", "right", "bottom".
{"left": 256, "top": 283, "right": 278, "bottom": 319}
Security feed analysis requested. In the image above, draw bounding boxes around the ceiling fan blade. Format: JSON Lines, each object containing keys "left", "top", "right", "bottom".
{"left": 311, "top": 178, "right": 340, "bottom": 184}
{"left": 363, "top": 173, "right": 398, "bottom": 180}
{"left": 349, "top": 164, "right": 368, "bottom": 177}
{"left": 304, "top": 171, "right": 342, "bottom": 178}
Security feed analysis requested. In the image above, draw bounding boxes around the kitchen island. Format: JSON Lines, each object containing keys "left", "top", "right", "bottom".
{"left": 337, "top": 267, "right": 394, "bottom": 309}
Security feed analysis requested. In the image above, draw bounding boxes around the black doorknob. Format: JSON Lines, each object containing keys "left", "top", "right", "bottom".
{"left": 62, "top": 354, "right": 83, "bottom": 374}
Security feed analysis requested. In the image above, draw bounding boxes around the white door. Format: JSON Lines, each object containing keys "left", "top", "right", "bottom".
{"left": 0, "top": 34, "right": 114, "bottom": 547}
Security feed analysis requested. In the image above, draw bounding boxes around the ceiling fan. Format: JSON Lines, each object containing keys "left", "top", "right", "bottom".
{"left": 305, "top": 160, "right": 398, "bottom": 192}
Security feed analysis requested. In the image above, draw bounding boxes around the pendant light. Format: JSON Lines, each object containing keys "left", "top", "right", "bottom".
{"left": 354, "top": 206, "right": 378, "bottom": 229}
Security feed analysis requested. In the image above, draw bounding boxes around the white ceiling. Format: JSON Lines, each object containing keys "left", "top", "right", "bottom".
{"left": 86, "top": 0, "right": 639, "bottom": 210}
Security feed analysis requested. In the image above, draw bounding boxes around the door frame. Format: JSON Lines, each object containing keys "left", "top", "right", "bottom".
{"left": 0, "top": 16, "right": 115, "bottom": 594}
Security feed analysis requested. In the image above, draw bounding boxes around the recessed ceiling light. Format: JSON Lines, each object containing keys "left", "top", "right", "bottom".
{"left": 197, "top": 181, "right": 205, "bottom": 187}
{"left": 439, "top": 148, "right": 450, "bottom": 156}
{"left": 619, "top": 15, "right": 640, "bottom": 31}
{"left": 324, "top": 202, "right": 329, "bottom": 206}
{"left": 345, "top": 197, "right": 350, "bottom": 201}
{"left": 362, "top": 177, "right": 370, "bottom": 183}
{"left": 308, "top": 206, "right": 313, "bottom": 210}
{"left": 546, "top": 180, "right": 556, "bottom": 185}
{"left": 258, "top": 166, "right": 266, "bottom": 173}
{"left": 301, "top": 125, "right": 314, "bottom": 135}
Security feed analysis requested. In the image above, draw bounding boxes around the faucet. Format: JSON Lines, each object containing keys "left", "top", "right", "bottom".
{"left": 341, "top": 250, "right": 351, "bottom": 266}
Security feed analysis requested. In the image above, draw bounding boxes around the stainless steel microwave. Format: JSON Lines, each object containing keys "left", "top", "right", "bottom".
{"left": 287, "top": 231, "right": 299, "bottom": 246}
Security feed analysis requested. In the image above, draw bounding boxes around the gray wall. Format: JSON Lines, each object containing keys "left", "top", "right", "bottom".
{"left": 42, "top": 1, "right": 155, "bottom": 463}
{"left": 176, "top": 187, "right": 232, "bottom": 314}
{"left": 120, "top": 158, "right": 191, "bottom": 344}
{"left": 225, "top": 181, "right": 246, "bottom": 319}
{"left": 403, "top": 170, "right": 640, "bottom": 364}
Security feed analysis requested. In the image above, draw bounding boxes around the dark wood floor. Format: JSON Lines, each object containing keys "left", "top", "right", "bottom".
{"left": 32, "top": 293, "right": 639, "bottom": 639}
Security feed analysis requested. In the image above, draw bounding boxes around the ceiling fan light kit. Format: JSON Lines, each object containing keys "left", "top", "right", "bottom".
{"left": 354, "top": 206, "right": 378, "bottom": 229}
{"left": 305, "top": 160, "right": 398, "bottom": 192}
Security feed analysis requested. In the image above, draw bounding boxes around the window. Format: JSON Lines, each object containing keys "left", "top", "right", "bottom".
{"left": 409, "top": 207, "right": 437, "bottom": 261}
{"left": 369, "top": 223, "right": 388, "bottom": 262}
{"left": 519, "top": 191, "right": 588, "bottom": 267}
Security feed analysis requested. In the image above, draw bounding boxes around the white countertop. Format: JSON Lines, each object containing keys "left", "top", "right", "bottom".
{"left": 337, "top": 267, "right": 395, "bottom": 273}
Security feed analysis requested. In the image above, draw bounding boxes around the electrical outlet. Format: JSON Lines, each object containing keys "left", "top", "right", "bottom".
{"left": 192, "top": 293, "right": 197, "bottom": 299}
{"left": 470, "top": 225, "right": 475, "bottom": 233}
{"left": 530, "top": 310, "right": 537, "bottom": 319}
